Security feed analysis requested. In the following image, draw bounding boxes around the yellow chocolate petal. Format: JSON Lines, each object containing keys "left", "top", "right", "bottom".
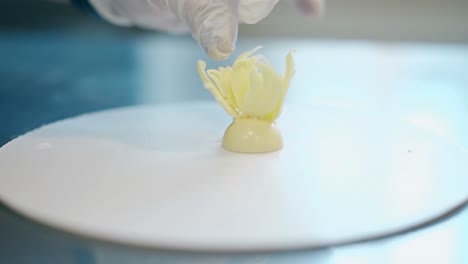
{"left": 264, "top": 50, "right": 295, "bottom": 121}
{"left": 237, "top": 46, "right": 262, "bottom": 60}
{"left": 218, "top": 67, "right": 237, "bottom": 106}
{"left": 238, "top": 63, "right": 265, "bottom": 117}
{"left": 197, "top": 60, "right": 239, "bottom": 118}
{"left": 206, "top": 69, "right": 225, "bottom": 96}
{"left": 241, "top": 61, "right": 283, "bottom": 118}
{"left": 283, "top": 50, "right": 296, "bottom": 94}
{"left": 257, "top": 62, "right": 283, "bottom": 120}
{"left": 207, "top": 68, "right": 235, "bottom": 106}
{"left": 231, "top": 57, "right": 256, "bottom": 109}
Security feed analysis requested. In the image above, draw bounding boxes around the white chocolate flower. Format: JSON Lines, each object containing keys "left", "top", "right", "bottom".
{"left": 197, "top": 46, "right": 295, "bottom": 122}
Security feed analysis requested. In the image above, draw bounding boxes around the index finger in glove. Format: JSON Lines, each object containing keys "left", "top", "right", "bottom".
{"left": 170, "top": 0, "right": 238, "bottom": 60}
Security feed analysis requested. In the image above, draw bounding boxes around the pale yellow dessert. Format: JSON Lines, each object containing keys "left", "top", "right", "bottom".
{"left": 197, "top": 46, "right": 295, "bottom": 153}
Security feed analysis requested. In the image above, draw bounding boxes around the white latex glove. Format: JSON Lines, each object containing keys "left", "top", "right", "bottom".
{"left": 89, "top": 0, "right": 324, "bottom": 60}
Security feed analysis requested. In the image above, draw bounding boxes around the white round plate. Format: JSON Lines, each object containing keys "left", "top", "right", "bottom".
{"left": 0, "top": 103, "right": 467, "bottom": 252}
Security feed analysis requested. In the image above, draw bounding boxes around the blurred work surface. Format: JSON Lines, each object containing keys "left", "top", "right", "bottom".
{"left": 0, "top": 0, "right": 467, "bottom": 263}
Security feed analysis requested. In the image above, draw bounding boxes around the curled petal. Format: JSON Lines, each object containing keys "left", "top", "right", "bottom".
{"left": 197, "top": 60, "right": 239, "bottom": 118}
{"left": 237, "top": 46, "right": 262, "bottom": 60}
{"left": 207, "top": 68, "right": 234, "bottom": 106}
{"left": 283, "top": 50, "right": 296, "bottom": 94}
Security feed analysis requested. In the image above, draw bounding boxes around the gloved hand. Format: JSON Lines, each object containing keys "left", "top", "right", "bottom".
{"left": 89, "top": 0, "right": 324, "bottom": 60}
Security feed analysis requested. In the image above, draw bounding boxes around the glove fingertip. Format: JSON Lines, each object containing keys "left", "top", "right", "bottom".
{"left": 202, "top": 35, "right": 236, "bottom": 60}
